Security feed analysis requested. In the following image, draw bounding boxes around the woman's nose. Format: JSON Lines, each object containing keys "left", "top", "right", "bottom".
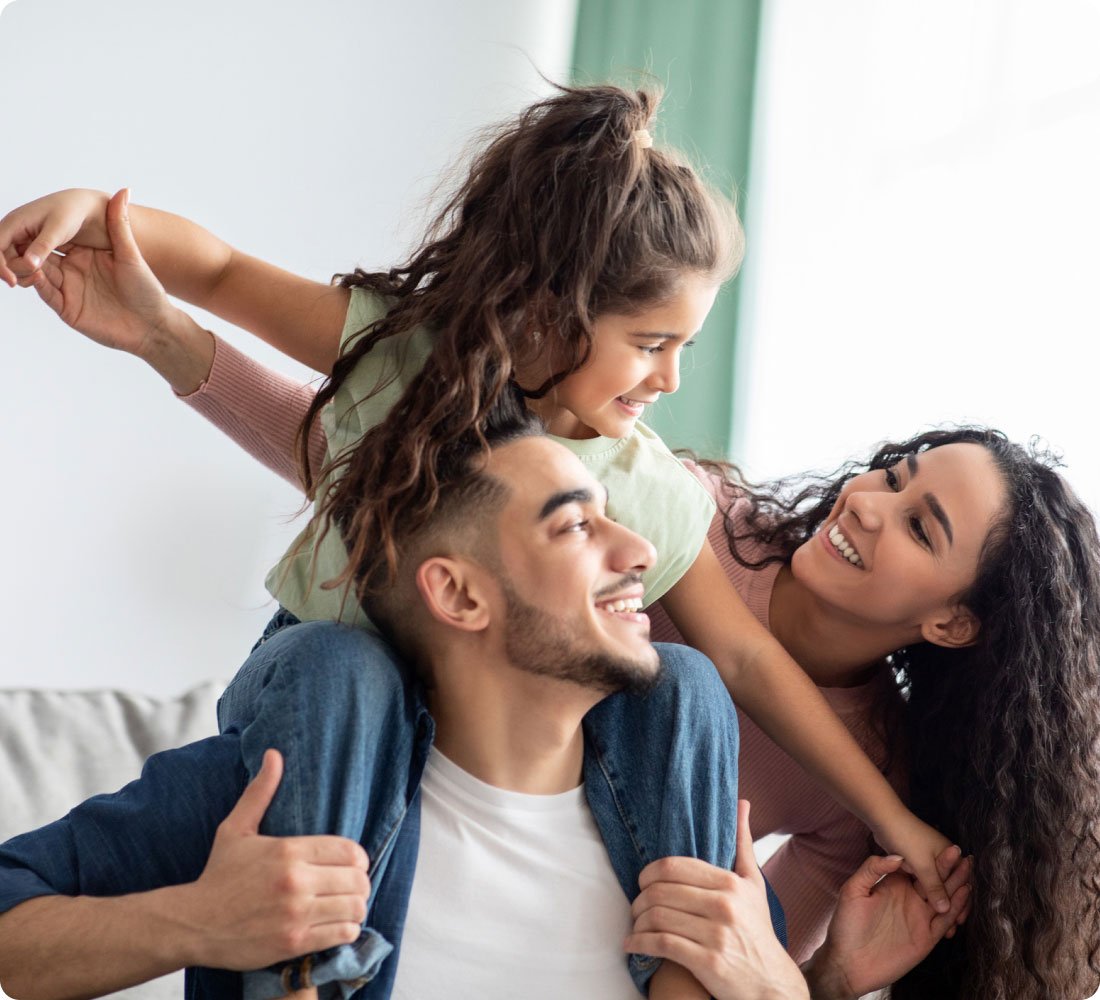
{"left": 844, "top": 488, "right": 885, "bottom": 532}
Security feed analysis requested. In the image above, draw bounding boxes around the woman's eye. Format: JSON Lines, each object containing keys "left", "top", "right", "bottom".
{"left": 884, "top": 467, "right": 900, "bottom": 491}
{"left": 909, "top": 516, "right": 930, "bottom": 548}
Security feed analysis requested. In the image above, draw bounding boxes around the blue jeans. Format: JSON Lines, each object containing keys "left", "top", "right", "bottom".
{"left": 217, "top": 611, "right": 786, "bottom": 998}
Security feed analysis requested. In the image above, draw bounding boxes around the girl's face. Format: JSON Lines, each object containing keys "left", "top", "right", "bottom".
{"left": 528, "top": 273, "right": 719, "bottom": 440}
{"left": 790, "top": 442, "right": 1007, "bottom": 645}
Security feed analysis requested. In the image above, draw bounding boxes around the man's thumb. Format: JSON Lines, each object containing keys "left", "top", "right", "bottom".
{"left": 224, "top": 748, "right": 283, "bottom": 834}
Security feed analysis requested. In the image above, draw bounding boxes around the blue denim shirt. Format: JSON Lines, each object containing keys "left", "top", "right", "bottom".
{"left": 0, "top": 640, "right": 782, "bottom": 998}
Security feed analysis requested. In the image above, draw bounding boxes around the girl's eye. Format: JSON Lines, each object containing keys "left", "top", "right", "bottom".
{"left": 884, "top": 467, "right": 900, "bottom": 491}
{"left": 640, "top": 346, "right": 662, "bottom": 355}
{"left": 909, "top": 516, "right": 931, "bottom": 548}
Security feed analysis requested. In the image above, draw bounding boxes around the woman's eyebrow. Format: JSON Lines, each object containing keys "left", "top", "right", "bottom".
{"left": 908, "top": 454, "right": 954, "bottom": 545}
{"left": 925, "top": 493, "right": 954, "bottom": 546}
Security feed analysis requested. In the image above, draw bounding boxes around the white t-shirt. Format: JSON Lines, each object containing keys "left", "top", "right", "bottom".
{"left": 390, "top": 748, "right": 639, "bottom": 999}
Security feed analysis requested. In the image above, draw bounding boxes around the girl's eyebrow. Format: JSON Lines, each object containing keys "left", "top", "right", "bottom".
{"left": 630, "top": 331, "right": 684, "bottom": 342}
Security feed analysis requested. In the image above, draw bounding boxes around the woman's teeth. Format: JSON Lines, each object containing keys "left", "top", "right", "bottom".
{"left": 599, "top": 597, "right": 644, "bottom": 613}
{"left": 828, "top": 525, "right": 864, "bottom": 568}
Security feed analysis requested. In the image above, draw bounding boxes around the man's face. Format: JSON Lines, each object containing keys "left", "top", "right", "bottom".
{"left": 485, "top": 437, "right": 661, "bottom": 695}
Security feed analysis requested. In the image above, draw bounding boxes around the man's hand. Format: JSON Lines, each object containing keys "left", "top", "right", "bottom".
{"left": 626, "top": 801, "right": 809, "bottom": 1000}
{"left": 802, "top": 849, "right": 972, "bottom": 1000}
{"left": 177, "top": 748, "right": 371, "bottom": 971}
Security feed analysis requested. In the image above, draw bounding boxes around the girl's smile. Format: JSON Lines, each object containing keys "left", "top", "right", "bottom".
{"left": 527, "top": 272, "right": 720, "bottom": 440}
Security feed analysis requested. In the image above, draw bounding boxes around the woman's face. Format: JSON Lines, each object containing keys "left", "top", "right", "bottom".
{"left": 790, "top": 442, "right": 1007, "bottom": 643}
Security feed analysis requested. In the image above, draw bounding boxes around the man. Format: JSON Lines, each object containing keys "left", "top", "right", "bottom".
{"left": 0, "top": 415, "right": 967, "bottom": 1000}
{"left": 0, "top": 407, "right": 745, "bottom": 999}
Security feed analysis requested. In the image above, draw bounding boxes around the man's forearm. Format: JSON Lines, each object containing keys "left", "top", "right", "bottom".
{"left": 0, "top": 890, "right": 201, "bottom": 1000}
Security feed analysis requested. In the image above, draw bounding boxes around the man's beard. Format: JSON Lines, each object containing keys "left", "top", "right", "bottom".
{"left": 500, "top": 580, "right": 661, "bottom": 696}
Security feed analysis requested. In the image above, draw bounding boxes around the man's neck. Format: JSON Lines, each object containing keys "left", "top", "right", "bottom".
{"left": 427, "top": 666, "right": 594, "bottom": 795}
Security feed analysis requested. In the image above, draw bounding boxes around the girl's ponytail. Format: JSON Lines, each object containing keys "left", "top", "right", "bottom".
{"left": 299, "top": 82, "right": 741, "bottom": 600}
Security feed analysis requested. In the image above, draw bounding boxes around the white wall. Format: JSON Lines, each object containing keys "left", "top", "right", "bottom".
{"left": 736, "top": 0, "right": 1100, "bottom": 520}
{"left": 0, "top": 0, "right": 577, "bottom": 695}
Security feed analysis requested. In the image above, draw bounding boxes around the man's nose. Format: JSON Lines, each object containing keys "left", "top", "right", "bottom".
{"left": 609, "top": 519, "right": 657, "bottom": 575}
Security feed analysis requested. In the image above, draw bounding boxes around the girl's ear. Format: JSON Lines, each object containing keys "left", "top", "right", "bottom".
{"left": 415, "top": 557, "right": 491, "bottom": 633}
{"left": 921, "top": 605, "right": 980, "bottom": 649}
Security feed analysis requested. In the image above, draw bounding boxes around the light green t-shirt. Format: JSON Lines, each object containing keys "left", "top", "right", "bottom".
{"left": 266, "top": 288, "right": 715, "bottom": 627}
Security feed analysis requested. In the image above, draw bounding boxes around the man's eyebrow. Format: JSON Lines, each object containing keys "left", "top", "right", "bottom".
{"left": 538, "top": 488, "right": 596, "bottom": 521}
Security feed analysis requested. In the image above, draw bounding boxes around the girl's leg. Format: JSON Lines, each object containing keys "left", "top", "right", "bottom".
{"left": 217, "top": 618, "right": 432, "bottom": 999}
{"left": 583, "top": 642, "right": 786, "bottom": 992}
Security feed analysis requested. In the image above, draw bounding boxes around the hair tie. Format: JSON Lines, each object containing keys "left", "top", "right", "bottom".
{"left": 634, "top": 128, "right": 653, "bottom": 150}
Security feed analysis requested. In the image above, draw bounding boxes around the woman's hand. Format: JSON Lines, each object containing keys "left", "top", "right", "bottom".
{"left": 0, "top": 188, "right": 110, "bottom": 287}
{"left": 25, "top": 188, "right": 215, "bottom": 392}
{"left": 626, "top": 801, "right": 809, "bottom": 1000}
{"left": 802, "top": 849, "right": 973, "bottom": 1000}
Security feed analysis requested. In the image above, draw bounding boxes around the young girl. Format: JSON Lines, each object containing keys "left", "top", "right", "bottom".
{"left": 2, "top": 84, "right": 962, "bottom": 993}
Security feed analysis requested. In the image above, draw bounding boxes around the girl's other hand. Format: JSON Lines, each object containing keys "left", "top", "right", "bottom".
{"left": 0, "top": 188, "right": 110, "bottom": 287}
{"left": 876, "top": 809, "right": 960, "bottom": 917}
{"left": 27, "top": 188, "right": 173, "bottom": 358}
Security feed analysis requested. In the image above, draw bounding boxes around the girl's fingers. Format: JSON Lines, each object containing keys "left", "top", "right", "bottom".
{"left": 733, "top": 800, "right": 761, "bottom": 882}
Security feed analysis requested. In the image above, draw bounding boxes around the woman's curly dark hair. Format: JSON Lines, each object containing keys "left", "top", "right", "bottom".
{"left": 699, "top": 427, "right": 1100, "bottom": 999}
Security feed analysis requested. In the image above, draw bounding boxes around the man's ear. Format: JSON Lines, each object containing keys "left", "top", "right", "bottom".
{"left": 415, "top": 556, "right": 491, "bottom": 632}
{"left": 920, "top": 605, "right": 980, "bottom": 649}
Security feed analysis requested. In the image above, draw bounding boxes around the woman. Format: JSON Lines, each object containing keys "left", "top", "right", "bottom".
{"left": 641, "top": 432, "right": 1100, "bottom": 999}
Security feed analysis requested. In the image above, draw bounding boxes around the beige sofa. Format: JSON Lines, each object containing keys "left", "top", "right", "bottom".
{"left": 0, "top": 682, "right": 224, "bottom": 1000}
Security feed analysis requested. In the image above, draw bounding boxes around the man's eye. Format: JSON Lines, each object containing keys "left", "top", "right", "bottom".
{"left": 566, "top": 520, "right": 591, "bottom": 533}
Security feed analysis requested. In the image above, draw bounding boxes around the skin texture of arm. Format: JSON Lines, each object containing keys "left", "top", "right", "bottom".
{"left": 660, "top": 543, "right": 954, "bottom": 915}
{"left": 1, "top": 188, "right": 349, "bottom": 373}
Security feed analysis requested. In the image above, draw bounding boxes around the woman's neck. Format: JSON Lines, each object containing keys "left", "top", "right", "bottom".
{"left": 767, "top": 565, "right": 913, "bottom": 688}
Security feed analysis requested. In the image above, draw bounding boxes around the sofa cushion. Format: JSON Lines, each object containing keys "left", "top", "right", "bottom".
{"left": 0, "top": 682, "right": 224, "bottom": 999}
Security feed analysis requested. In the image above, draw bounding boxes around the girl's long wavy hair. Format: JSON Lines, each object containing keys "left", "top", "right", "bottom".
{"left": 297, "top": 82, "right": 741, "bottom": 601}
{"left": 700, "top": 427, "right": 1100, "bottom": 1000}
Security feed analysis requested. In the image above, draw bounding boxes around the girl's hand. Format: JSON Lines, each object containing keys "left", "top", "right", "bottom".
{"left": 27, "top": 188, "right": 215, "bottom": 392}
{"left": 27, "top": 188, "right": 174, "bottom": 358}
{"left": 0, "top": 188, "right": 110, "bottom": 287}
{"left": 874, "top": 809, "right": 960, "bottom": 916}
{"left": 626, "top": 801, "right": 809, "bottom": 1000}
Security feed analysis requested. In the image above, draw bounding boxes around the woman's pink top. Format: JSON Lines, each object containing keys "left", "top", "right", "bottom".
{"left": 181, "top": 335, "right": 898, "bottom": 962}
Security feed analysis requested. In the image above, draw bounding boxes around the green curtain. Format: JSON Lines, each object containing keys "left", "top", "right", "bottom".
{"left": 572, "top": 0, "right": 762, "bottom": 456}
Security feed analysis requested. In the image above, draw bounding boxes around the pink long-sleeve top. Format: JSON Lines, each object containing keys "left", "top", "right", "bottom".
{"left": 181, "top": 334, "right": 899, "bottom": 963}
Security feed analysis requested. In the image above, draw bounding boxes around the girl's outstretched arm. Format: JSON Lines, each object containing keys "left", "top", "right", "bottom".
{"left": 0, "top": 188, "right": 348, "bottom": 373}
{"left": 660, "top": 544, "right": 958, "bottom": 917}
{"left": 24, "top": 189, "right": 326, "bottom": 487}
